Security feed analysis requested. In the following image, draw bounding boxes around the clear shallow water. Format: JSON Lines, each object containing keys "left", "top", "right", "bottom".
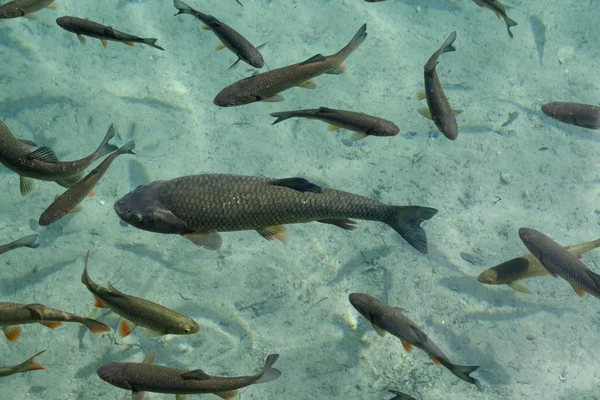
{"left": 0, "top": 0, "right": 599, "bottom": 399}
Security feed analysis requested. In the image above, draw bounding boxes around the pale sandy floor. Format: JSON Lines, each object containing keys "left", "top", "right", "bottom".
{"left": 0, "top": 0, "right": 599, "bottom": 399}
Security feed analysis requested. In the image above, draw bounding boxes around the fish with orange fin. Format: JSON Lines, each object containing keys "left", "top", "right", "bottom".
{"left": 81, "top": 251, "right": 199, "bottom": 338}
{"left": 0, "top": 349, "right": 46, "bottom": 377}
{"left": 56, "top": 16, "right": 164, "bottom": 50}
{"left": 349, "top": 293, "right": 480, "bottom": 387}
{"left": 0, "top": 0, "right": 55, "bottom": 19}
{"left": 0, "top": 302, "right": 109, "bottom": 342}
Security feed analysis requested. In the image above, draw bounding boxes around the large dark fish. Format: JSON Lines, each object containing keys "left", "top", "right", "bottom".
{"left": 0, "top": 350, "right": 46, "bottom": 378}
{"left": 0, "top": 0, "right": 54, "bottom": 19}
{"left": 519, "top": 228, "right": 600, "bottom": 298}
{"left": 417, "top": 32, "right": 459, "bottom": 140}
{"left": 81, "top": 251, "right": 199, "bottom": 338}
{"left": 270, "top": 107, "right": 399, "bottom": 140}
{"left": 39, "top": 138, "right": 135, "bottom": 226}
{"left": 114, "top": 174, "right": 438, "bottom": 254}
{"left": 349, "top": 293, "right": 480, "bottom": 386}
{"left": 478, "top": 238, "right": 600, "bottom": 294}
{"left": 214, "top": 24, "right": 367, "bottom": 107}
{"left": 473, "top": 0, "right": 518, "bottom": 38}
{"left": 173, "top": 0, "right": 264, "bottom": 69}
{"left": 56, "top": 16, "right": 164, "bottom": 50}
{"left": 541, "top": 102, "right": 600, "bottom": 130}
{"left": 0, "top": 121, "right": 117, "bottom": 195}
{"left": 0, "top": 302, "right": 110, "bottom": 342}
{"left": 0, "top": 234, "right": 38, "bottom": 255}
{"left": 97, "top": 352, "right": 281, "bottom": 399}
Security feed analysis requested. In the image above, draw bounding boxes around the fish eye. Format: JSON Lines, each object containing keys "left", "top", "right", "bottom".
{"left": 133, "top": 214, "right": 143, "bottom": 223}
{"left": 183, "top": 328, "right": 190, "bottom": 334}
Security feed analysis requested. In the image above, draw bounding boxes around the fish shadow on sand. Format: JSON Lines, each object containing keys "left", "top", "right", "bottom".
{"left": 0, "top": 258, "right": 72, "bottom": 294}
{"left": 329, "top": 245, "right": 394, "bottom": 286}
{"left": 115, "top": 243, "right": 176, "bottom": 268}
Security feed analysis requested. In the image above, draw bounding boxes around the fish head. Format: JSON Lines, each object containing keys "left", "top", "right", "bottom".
{"left": 477, "top": 269, "right": 498, "bottom": 284}
{"left": 96, "top": 363, "right": 134, "bottom": 390}
{"left": 518, "top": 227, "right": 543, "bottom": 258}
{"left": 55, "top": 17, "right": 76, "bottom": 33}
{"left": 114, "top": 182, "right": 188, "bottom": 234}
{"left": 39, "top": 207, "right": 67, "bottom": 227}
{"left": 348, "top": 293, "right": 376, "bottom": 321}
{"left": 170, "top": 317, "right": 200, "bottom": 335}
{"left": 542, "top": 102, "right": 575, "bottom": 125}
{"left": 213, "top": 82, "right": 258, "bottom": 107}
{"left": 370, "top": 121, "right": 400, "bottom": 137}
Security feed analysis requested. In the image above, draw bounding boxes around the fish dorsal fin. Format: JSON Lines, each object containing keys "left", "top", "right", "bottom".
{"left": 372, "top": 322, "right": 386, "bottom": 337}
{"left": 180, "top": 369, "right": 211, "bottom": 381}
{"left": 107, "top": 282, "right": 124, "bottom": 295}
{"left": 26, "top": 147, "right": 58, "bottom": 162}
{"left": 299, "top": 54, "right": 326, "bottom": 66}
{"left": 19, "top": 139, "right": 38, "bottom": 147}
{"left": 216, "top": 391, "right": 238, "bottom": 400}
{"left": 142, "top": 351, "right": 157, "bottom": 364}
{"left": 267, "top": 177, "right": 323, "bottom": 193}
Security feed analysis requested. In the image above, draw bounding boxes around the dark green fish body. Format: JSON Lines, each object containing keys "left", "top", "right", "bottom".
{"left": 270, "top": 107, "right": 400, "bottom": 140}
{"left": 0, "top": 234, "right": 38, "bottom": 255}
{"left": 0, "top": 121, "right": 117, "bottom": 195}
{"left": 478, "top": 238, "right": 600, "bottom": 294}
{"left": 97, "top": 353, "right": 281, "bottom": 397}
{"left": 56, "top": 16, "right": 164, "bottom": 50}
{"left": 114, "top": 174, "right": 438, "bottom": 254}
{"left": 0, "top": 302, "right": 109, "bottom": 342}
{"left": 39, "top": 138, "right": 135, "bottom": 226}
{"left": 473, "top": 0, "right": 518, "bottom": 38}
{"left": 214, "top": 24, "right": 367, "bottom": 106}
{"left": 420, "top": 32, "right": 458, "bottom": 140}
{"left": 519, "top": 228, "right": 600, "bottom": 298}
{"left": 81, "top": 251, "right": 199, "bottom": 337}
{"left": 173, "top": 0, "right": 264, "bottom": 68}
{"left": 542, "top": 102, "right": 600, "bottom": 130}
{"left": 0, "top": 0, "right": 53, "bottom": 19}
{"left": 349, "top": 293, "right": 480, "bottom": 386}
{"left": 0, "top": 350, "right": 46, "bottom": 377}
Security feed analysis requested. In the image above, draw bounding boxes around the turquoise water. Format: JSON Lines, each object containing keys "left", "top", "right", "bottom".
{"left": 1, "top": 0, "right": 599, "bottom": 399}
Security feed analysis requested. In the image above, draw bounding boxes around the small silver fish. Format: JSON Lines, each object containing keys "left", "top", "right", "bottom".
{"left": 0, "top": 234, "right": 38, "bottom": 255}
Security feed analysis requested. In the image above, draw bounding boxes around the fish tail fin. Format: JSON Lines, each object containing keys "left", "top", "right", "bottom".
{"left": 255, "top": 354, "right": 282, "bottom": 384}
{"left": 440, "top": 31, "right": 457, "bottom": 54}
{"left": 142, "top": 39, "right": 165, "bottom": 51}
{"left": 450, "top": 364, "right": 480, "bottom": 386}
{"left": 96, "top": 125, "right": 118, "bottom": 158}
{"left": 504, "top": 17, "right": 518, "bottom": 38}
{"left": 269, "top": 112, "right": 296, "bottom": 125}
{"left": 116, "top": 141, "right": 136, "bottom": 155}
{"left": 335, "top": 23, "right": 367, "bottom": 60}
{"left": 173, "top": 0, "right": 192, "bottom": 15}
{"left": 17, "top": 349, "right": 47, "bottom": 373}
{"left": 386, "top": 206, "right": 438, "bottom": 254}
{"left": 12, "top": 234, "right": 39, "bottom": 249}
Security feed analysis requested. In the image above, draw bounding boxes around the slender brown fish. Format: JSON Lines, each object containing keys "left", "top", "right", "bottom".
{"left": 0, "top": 0, "right": 54, "bottom": 19}
{"left": 0, "top": 234, "right": 38, "bottom": 255}
{"left": 0, "top": 121, "right": 117, "bottom": 195}
{"left": 56, "top": 16, "right": 164, "bottom": 50}
{"left": 214, "top": 24, "right": 367, "bottom": 106}
{"left": 541, "top": 102, "right": 600, "bottom": 130}
{"left": 114, "top": 174, "right": 438, "bottom": 254}
{"left": 173, "top": 0, "right": 264, "bottom": 69}
{"left": 0, "top": 302, "right": 109, "bottom": 342}
{"left": 349, "top": 293, "right": 480, "bottom": 386}
{"left": 270, "top": 107, "right": 399, "bottom": 140}
{"left": 519, "top": 228, "right": 600, "bottom": 298}
{"left": 417, "top": 31, "right": 460, "bottom": 140}
{"left": 0, "top": 350, "right": 46, "bottom": 377}
{"left": 81, "top": 251, "right": 199, "bottom": 338}
{"left": 39, "top": 139, "right": 135, "bottom": 226}
{"left": 478, "top": 238, "right": 600, "bottom": 294}
{"left": 97, "top": 352, "right": 281, "bottom": 400}
{"left": 472, "top": 0, "right": 518, "bottom": 38}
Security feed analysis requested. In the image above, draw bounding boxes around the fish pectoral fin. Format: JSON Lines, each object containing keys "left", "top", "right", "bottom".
{"left": 267, "top": 177, "right": 323, "bottom": 193}
{"left": 261, "top": 94, "right": 284, "bottom": 102}
{"left": 3, "top": 326, "right": 22, "bottom": 342}
{"left": 452, "top": 109, "right": 464, "bottom": 116}
{"left": 24, "top": 303, "right": 46, "bottom": 317}
{"left": 257, "top": 225, "right": 288, "bottom": 245}
{"left": 126, "top": 42, "right": 135, "bottom": 47}
{"left": 18, "top": 139, "right": 38, "bottom": 147}
{"left": 26, "top": 147, "right": 58, "bottom": 162}
{"left": 297, "top": 79, "right": 316, "bottom": 89}
{"left": 23, "top": 14, "right": 37, "bottom": 20}
{"left": 417, "top": 107, "right": 433, "bottom": 120}
{"left": 175, "top": 395, "right": 188, "bottom": 400}
{"left": 328, "top": 124, "right": 340, "bottom": 131}
{"left": 569, "top": 282, "right": 587, "bottom": 298}
{"left": 117, "top": 319, "right": 137, "bottom": 338}
{"left": 371, "top": 323, "right": 386, "bottom": 337}
{"left": 317, "top": 219, "right": 357, "bottom": 231}
{"left": 132, "top": 391, "right": 146, "bottom": 400}
{"left": 180, "top": 369, "right": 211, "bottom": 381}
{"left": 76, "top": 34, "right": 86, "bottom": 45}
{"left": 143, "top": 329, "right": 165, "bottom": 338}
{"left": 416, "top": 89, "right": 426, "bottom": 101}
{"left": 20, "top": 176, "right": 35, "bottom": 196}
{"left": 93, "top": 294, "right": 107, "bottom": 308}
{"left": 40, "top": 321, "right": 62, "bottom": 329}
{"left": 350, "top": 132, "right": 368, "bottom": 141}
{"left": 107, "top": 282, "right": 125, "bottom": 295}
{"left": 215, "top": 42, "right": 226, "bottom": 51}
{"left": 326, "top": 61, "right": 346, "bottom": 75}
{"left": 215, "top": 391, "right": 238, "bottom": 400}
{"left": 182, "top": 231, "right": 223, "bottom": 250}
{"left": 299, "top": 54, "right": 326, "bottom": 65}
{"left": 47, "top": 3, "right": 56, "bottom": 10}
{"left": 431, "top": 357, "right": 442, "bottom": 366}
{"left": 55, "top": 172, "right": 83, "bottom": 188}
{"left": 201, "top": 25, "right": 211, "bottom": 31}
{"left": 401, "top": 340, "right": 412, "bottom": 353}
{"left": 228, "top": 58, "right": 241, "bottom": 70}
{"left": 508, "top": 282, "right": 532, "bottom": 294}
{"left": 101, "top": 40, "right": 108, "bottom": 49}
{"left": 142, "top": 351, "right": 157, "bottom": 365}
